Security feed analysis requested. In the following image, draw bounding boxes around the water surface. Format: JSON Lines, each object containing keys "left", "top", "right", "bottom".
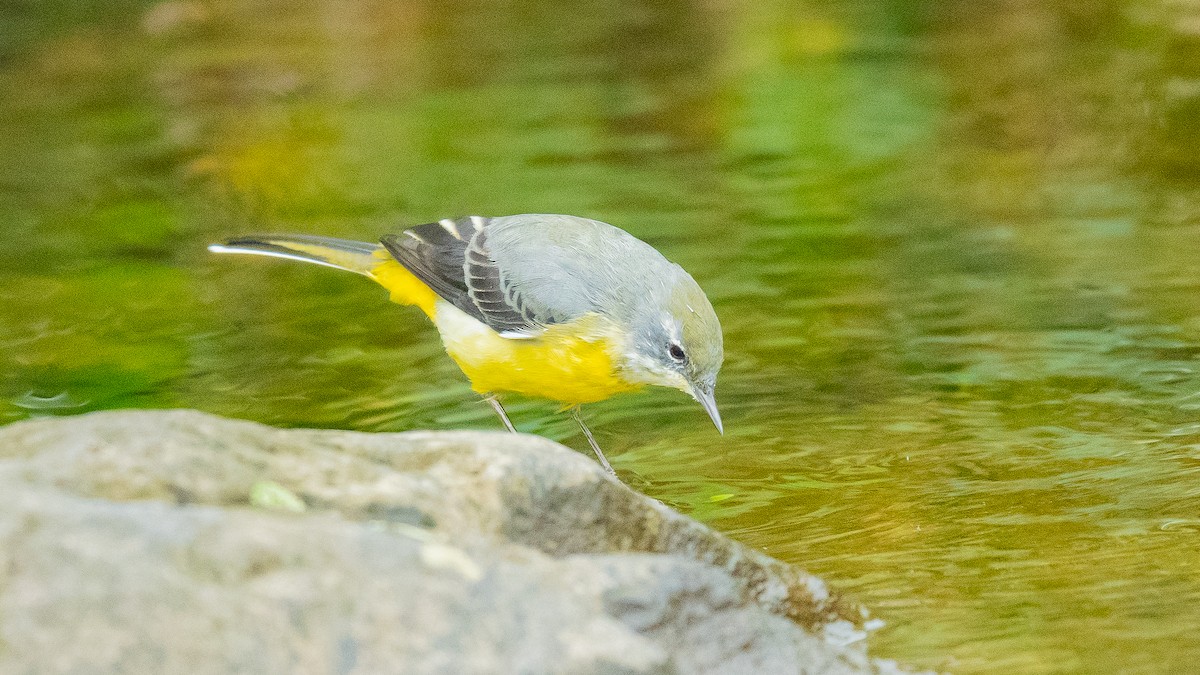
{"left": 4, "top": 1, "right": 1200, "bottom": 672}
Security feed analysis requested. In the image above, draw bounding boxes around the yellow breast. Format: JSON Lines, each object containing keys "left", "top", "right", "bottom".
{"left": 368, "top": 255, "right": 636, "bottom": 405}
{"left": 434, "top": 303, "right": 640, "bottom": 405}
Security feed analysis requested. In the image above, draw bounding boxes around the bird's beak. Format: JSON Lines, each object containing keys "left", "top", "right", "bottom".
{"left": 691, "top": 385, "right": 723, "bottom": 435}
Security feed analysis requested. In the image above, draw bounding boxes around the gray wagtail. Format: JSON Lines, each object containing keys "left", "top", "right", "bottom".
{"left": 210, "top": 214, "right": 724, "bottom": 474}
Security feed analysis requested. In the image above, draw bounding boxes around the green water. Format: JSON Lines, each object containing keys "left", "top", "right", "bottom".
{"left": 5, "top": 0, "right": 1200, "bottom": 671}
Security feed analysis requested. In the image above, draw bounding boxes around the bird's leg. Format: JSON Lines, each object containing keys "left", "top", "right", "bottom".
{"left": 486, "top": 396, "right": 516, "bottom": 433}
{"left": 572, "top": 406, "right": 616, "bottom": 475}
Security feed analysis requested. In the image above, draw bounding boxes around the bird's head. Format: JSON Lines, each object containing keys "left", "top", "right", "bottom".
{"left": 617, "top": 269, "right": 724, "bottom": 432}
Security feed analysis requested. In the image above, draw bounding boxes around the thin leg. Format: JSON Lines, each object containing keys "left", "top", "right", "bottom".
{"left": 572, "top": 406, "right": 616, "bottom": 475}
{"left": 486, "top": 396, "right": 516, "bottom": 433}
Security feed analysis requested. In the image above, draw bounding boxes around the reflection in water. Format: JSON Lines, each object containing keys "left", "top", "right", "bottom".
{"left": 3, "top": 0, "right": 1200, "bottom": 672}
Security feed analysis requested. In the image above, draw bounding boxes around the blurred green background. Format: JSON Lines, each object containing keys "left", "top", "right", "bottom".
{"left": 4, "top": 0, "right": 1200, "bottom": 672}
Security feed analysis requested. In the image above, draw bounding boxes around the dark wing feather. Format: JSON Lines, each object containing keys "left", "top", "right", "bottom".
{"left": 380, "top": 217, "right": 543, "bottom": 335}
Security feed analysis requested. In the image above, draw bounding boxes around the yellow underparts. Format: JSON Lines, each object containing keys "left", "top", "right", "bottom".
{"left": 367, "top": 253, "right": 640, "bottom": 405}
{"left": 369, "top": 254, "right": 440, "bottom": 318}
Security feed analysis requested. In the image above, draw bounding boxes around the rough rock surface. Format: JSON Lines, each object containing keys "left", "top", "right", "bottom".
{"left": 0, "top": 410, "right": 909, "bottom": 674}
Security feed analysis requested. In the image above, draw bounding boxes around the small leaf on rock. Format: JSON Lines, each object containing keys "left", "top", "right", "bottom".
{"left": 249, "top": 480, "right": 306, "bottom": 513}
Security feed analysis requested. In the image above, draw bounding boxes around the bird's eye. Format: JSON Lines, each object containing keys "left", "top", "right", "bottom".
{"left": 668, "top": 342, "right": 686, "bottom": 362}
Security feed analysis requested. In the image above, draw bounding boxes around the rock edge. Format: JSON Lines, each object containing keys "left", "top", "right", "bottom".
{"left": 0, "top": 410, "right": 915, "bottom": 674}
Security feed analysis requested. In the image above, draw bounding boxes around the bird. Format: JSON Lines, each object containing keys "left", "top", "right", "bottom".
{"left": 208, "top": 213, "right": 723, "bottom": 474}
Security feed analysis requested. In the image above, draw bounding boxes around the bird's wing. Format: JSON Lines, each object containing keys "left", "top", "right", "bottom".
{"left": 380, "top": 216, "right": 553, "bottom": 337}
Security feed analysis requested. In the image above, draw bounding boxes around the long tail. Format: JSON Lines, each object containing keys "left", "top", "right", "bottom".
{"left": 208, "top": 234, "right": 383, "bottom": 276}
{"left": 209, "top": 233, "right": 441, "bottom": 317}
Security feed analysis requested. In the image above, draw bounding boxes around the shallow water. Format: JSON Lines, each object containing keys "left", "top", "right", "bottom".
{"left": 5, "top": 0, "right": 1200, "bottom": 671}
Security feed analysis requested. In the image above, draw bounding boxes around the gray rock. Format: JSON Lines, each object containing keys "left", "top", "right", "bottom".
{"left": 0, "top": 410, "right": 911, "bottom": 674}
